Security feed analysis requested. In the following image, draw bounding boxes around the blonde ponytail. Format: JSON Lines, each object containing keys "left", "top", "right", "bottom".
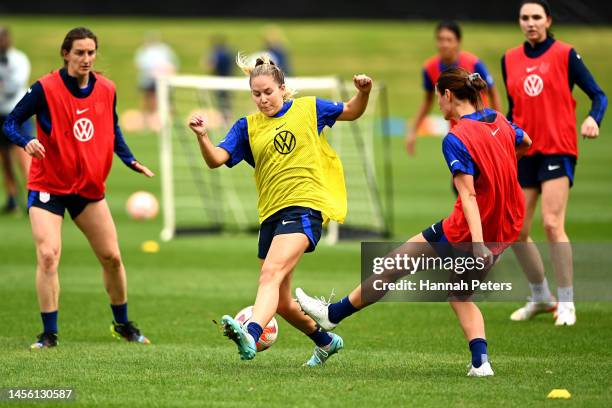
{"left": 236, "top": 52, "right": 296, "bottom": 102}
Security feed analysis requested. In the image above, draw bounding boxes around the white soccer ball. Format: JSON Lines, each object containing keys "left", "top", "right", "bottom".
{"left": 126, "top": 191, "right": 159, "bottom": 220}
{"left": 234, "top": 305, "right": 278, "bottom": 352}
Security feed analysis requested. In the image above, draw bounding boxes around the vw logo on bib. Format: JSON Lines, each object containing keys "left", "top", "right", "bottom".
{"left": 73, "top": 118, "right": 95, "bottom": 142}
{"left": 523, "top": 74, "right": 544, "bottom": 97}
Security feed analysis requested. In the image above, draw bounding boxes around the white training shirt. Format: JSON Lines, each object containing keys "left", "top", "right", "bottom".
{"left": 0, "top": 47, "right": 31, "bottom": 115}
{"left": 134, "top": 42, "right": 178, "bottom": 86}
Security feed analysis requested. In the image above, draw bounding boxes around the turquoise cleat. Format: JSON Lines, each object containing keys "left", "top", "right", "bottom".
{"left": 221, "top": 315, "right": 257, "bottom": 360}
{"left": 304, "top": 333, "right": 344, "bottom": 366}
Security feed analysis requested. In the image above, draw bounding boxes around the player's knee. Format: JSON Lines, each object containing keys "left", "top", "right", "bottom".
{"left": 100, "top": 251, "right": 123, "bottom": 271}
{"left": 259, "top": 264, "right": 288, "bottom": 287}
{"left": 542, "top": 214, "right": 564, "bottom": 239}
{"left": 37, "top": 246, "right": 60, "bottom": 272}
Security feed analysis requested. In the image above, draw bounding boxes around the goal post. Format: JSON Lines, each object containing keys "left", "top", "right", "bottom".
{"left": 157, "top": 74, "right": 393, "bottom": 242}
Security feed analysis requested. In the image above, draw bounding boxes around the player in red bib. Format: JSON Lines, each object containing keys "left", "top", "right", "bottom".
{"left": 405, "top": 21, "right": 502, "bottom": 156}
{"left": 502, "top": 0, "right": 608, "bottom": 326}
{"left": 3, "top": 27, "right": 155, "bottom": 349}
{"left": 296, "top": 68, "right": 531, "bottom": 377}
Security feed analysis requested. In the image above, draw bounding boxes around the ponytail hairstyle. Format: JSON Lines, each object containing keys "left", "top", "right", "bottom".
{"left": 436, "top": 67, "right": 488, "bottom": 110}
{"left": 236, "top": 52, "right": 296, "bottom": 102}
{"left": 60, "top": 27, "right": 98, "bottom": 66}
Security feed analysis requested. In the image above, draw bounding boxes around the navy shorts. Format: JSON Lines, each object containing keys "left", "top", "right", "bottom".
{"left": 518, "top": 154, "right": 576, "bottom": 188}
{"left": 422, "top": 220, "right": 497, "bottom": 299}
{"left": 27, "top": 190, "right": 103, "bottom": 219}
{"left": 258, "top": 206, "right": 323, "bottom": 260}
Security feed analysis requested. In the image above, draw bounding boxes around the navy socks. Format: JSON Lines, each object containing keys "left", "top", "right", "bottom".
{"left": 247, "top": 322, "right": 263, "bottom": 343}
{"left": 328, "top": 296, "right": 359, "bottom": 324}
{"left": 469, "top": 338, "right": 488, "bottom": 368}
{"left": 111, "top": 303, "right": 129, "bottom": 324}
{"left": 41, "top": 311, "right": 58, "bottom": 334}
{"left": 307, "top": 328, "right": 333, "bottom": 348}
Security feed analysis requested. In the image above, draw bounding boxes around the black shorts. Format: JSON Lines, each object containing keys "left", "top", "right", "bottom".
{"left": 258, "top": 206, "right": 323, "bottom": 259}
{"left": 0, "top": 115, "right": 34, "bottom": 148}
{"left": 518, "top": 154, "right": 576, "bottom": 188}
{"left": 27, "top": 190, "right": 103, "bottom": 219}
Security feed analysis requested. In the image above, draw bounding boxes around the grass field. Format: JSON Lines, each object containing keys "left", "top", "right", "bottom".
{"left": 1, "top": 17, "right": 611, "bottom": 407}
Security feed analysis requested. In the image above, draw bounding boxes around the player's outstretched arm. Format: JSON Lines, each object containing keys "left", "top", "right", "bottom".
{"left": 405, "top": 91, "right": 434, "bottom": 156}
{"left": 188, "top": 114, "right": 230, "bottom": 169}
{"left": 454, "top": 173, "right": 493, "bottom": 266}
{"left": 337, "top": 74, "right": 372, "bottom": 121}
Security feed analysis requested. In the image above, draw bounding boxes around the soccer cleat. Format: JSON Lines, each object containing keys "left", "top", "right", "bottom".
{"left": 510, "top": 298, "right": 557, "bottom": 321}
{"left": 110, "top": 321, "right": 150, "bottom": 344}
{"left": 467, "top": 361, "right": 494, "bottom": 377}
{"left": 221, "top": 315, "right": 257, "bottom": 360}
{"left": 295, "top": 288, "right": 337, "bottom": 331}
{"left": 304, "top": 333, "right": 344, "bottom": 367}
{"left": 554, "top": 303, "right": 576, "bottom": 326}
{"left": 30, "top": 332, "right": 58, "bottom": 349}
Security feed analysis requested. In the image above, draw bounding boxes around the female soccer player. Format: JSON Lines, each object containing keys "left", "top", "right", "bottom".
{"left": 188, "top": 54, "right": 372, "bottom": 365}
{"left": 405, "top": 20, "right": 502, "bottom": 155}
{"left": 3, "top": 27, "right": 155, "bottom": 348}
{"left": 503, "top": 0, "right": 607, "bottom": 326}
{"left": 297, "top": 68, "right": 531, "bottom": 377}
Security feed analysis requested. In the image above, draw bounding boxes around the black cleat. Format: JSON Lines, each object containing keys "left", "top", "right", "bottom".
{"left": 110, "top": 321, "right": 150, "bottom": 344}
{"left": 30, "top": 332, "right": 58, "bottom": 349}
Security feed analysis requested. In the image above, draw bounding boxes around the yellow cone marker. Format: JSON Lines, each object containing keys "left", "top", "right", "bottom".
{"left": 141, "top": 240, "right": 160, "bottom": 253}
{"left": 547, "top": 389, "right": 571, "bottom": 399}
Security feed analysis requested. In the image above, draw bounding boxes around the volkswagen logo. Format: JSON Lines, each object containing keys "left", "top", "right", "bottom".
{"left": 523, "top": 74, "right": 544, "bottom": 97}
{"left": 274, "top": 130, "right": 296, "bottom": 154}
{"left": 73, "top": 118, "right": 94, "bottom": 142}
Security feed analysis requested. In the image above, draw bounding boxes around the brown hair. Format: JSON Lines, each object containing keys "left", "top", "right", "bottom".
{"left": 236, "top": 52, "right": 296, "bottom": 101}
{"left": 436, "top": 67, "right": 487, "bottom": 110}
{"left": 60, "top": 27, "right": 98, "bottom": 65}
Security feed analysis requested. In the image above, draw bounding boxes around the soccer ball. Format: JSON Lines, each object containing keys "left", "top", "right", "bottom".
{"left": 234, "top": 305, "right": 278, "bottom": 352}
{"left": 126, "top": 191, "right": 159, "bottom": 220}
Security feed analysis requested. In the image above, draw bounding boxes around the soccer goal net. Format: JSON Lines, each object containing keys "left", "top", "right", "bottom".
{"left": 157, "top": 74, "right": 393, "bottom": 243}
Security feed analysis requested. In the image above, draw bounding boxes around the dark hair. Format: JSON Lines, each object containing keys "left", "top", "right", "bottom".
{"left": 436, "top": 67, "right": 487, "bottom": 110}
{"left": 520, "top": 0, "right": 551, "bottom": 17}
{"left": 60, "top": 27, "right": 98, "bottom": 64}
{"left": 436, "top": 20, "right": 462, "bottom": 41}
{"left": 519, "top": 0, "right": 554, "bottom": 38}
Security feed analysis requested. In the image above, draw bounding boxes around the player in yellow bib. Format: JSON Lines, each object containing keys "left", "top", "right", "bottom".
{"left": 189, "top": 54, "right": 372, "bottom": 365}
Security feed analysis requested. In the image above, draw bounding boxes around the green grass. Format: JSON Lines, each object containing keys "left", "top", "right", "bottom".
{"left": 1, "top": 17, "right": 612, "bottom": 407}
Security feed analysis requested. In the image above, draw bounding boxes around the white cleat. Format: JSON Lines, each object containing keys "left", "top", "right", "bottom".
{"left": 295, "top": 288, "right": 337, "bottom": 331}
{"left": 510, "top": 298, "right": 557, "bottom": 321}
{"left": 554, "top": 303, "right": 576, "bottom": 326}
{"left": 467, "top": 361, "right": 495, "bottom": 377}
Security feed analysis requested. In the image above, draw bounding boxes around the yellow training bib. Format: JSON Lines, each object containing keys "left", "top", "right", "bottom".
{"left": 246, "top": 96, "right": 347, "bottom": 224}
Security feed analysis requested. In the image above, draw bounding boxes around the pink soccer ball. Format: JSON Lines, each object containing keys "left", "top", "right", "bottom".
{"left": 126, "top": 191, "right": 159, "bottom": 220}
{"left": 234, "top": 305, "right": 278, "bottom": 352}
